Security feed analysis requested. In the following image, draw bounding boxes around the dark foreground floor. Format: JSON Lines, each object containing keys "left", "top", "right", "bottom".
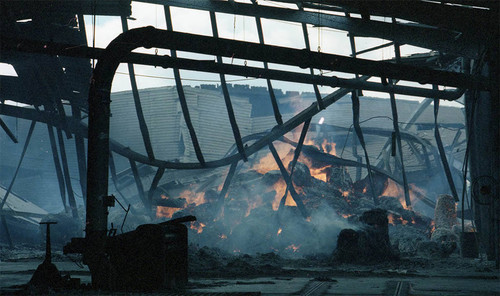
{"left": 0, "top": 247, "right": 498, "bottom": 295}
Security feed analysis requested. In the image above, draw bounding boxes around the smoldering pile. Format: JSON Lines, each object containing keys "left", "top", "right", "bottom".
{"left": 155, "top": 144, "right": 434, "bottom": 257}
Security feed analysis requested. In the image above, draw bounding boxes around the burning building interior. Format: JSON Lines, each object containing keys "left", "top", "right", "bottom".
{"left": 0, "top": 0, "right": 498, "bottom": 295}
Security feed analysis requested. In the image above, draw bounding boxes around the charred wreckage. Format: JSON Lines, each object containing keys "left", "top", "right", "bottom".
{"left": 0, "top": 0, "right": 498, "bottom": 293}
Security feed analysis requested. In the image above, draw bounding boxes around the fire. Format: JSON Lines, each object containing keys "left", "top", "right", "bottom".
{"left": 277, "top": 228, "right": 282, "bottom": 236}
{"left": 379, "top": 179, "right": 424, "bottom": 210}
{"left": 387, "top": 213, "right": 410, "bottom": 225}
{"left": 298, "top": 156, "right": 330, "bottom": 182}
{"left": 219, "top": 234, "right": 227, "bottom": 239}
{"left": 341, "top": 213, "right": 353, "bottom": 219}
{"left": 179, "top": 189, "right": 206, "bottom": 206}
{"left": 190, "top": 221, "right": 206, "bottom": 234}
{"left": 250, "top": 137, "right": 340, "bottom": 184}
{"left": 388, "top": 213, "right": 395, "bottom": 224}
{"left": 268, "top": 178, "right": 298, "bottom": 210}
{"left": 156, "top": 206, "right": 181, "bottom": 219}
{"left": 156, "top": 189, "right": 207, "bottom": 219}
{"left": 342, "top": 190, "right": 349, "bottom": 198}
{"left": 285, "top": 244, "right": 300, "bottom": 252}
{"left": 252, "top": 143, "right": 293, "bottom": 175}
{"left": 321, "top": 138, "right": 336, "bottom": 156}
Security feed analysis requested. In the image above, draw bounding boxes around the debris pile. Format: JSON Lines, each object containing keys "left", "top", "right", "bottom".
{"left": 153, "top": 141, "right": 435, "bottom": 259}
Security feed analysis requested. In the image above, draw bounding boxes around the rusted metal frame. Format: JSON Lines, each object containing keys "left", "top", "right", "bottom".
{"left": 71, "top": 106, "right": 88, "bottom": 207}
{"left": 388, "top": 36, "right": 411, "bottom": 208}
{"left": 352, "top": 133, "right": 362, "bottom": 181}
{"left": 148, "top": 167, "right": 165, "bottom": 205}
{"left": 279, "top": 119, "right": 311, "bottom": 211}
{"left": 108, "top": 152, "right": 134, "bottom": 214}
{"left": 164, "top": 6, "right": 205, "bottom": 166}
{"left": 289, "top": 119, "right": 311, "bottom": 177}
{"left": 0, "top": 117, "right": 18, "bottom": 143}
{"left": 0, "top": 120, "right": 36, "bottom": 210}
{"left": 4, "top": 34, "right": 485, "bottom": 92}
{"left": 2, "top": 0, "right": 132, "bottom": 18}
{"left": 433, "top": 87, "right": 459, "bottom": 202}
{"left": 269, "top": 142, "right": 309, "bottom": 218}
{"left": 253, "top": 13, "right": 283, "bottom": 125}
{"left": 209, "top": 11, "right": 247, "bottom": 161}
{"left": 151, "top": 56, "right": 464, "bottom": 100}
{"left": 0, "top": 120, "right": 35, "bottom": 248}
{"left": 299, "top": 10, "right": 324, "bottom": 110}
{"left": 54, "top": 95, "right": 72, "bottom": 139}
{"left": 375, "top": 98, "right": 433, "bottom": 167}
{"left": 345, "top": 12, "right": 363, "bottom": 97}
{"left": 353, "top": 42, "right": 395, "bottom": 57}
{"left": 120, "top": 16, "right": 156, "bottom": 161}
{"left": 129, "top": 159, "right": 149, "bottom": 208}
{"left": 47, "top": 125, "right": 68, "bottom": 210}
{"left": 388, "top": 92, "right": 411, "bottom": 208}
{"left": 30, "top": 59, "right": 73, "bottom": 138}
{"left": 322, "top": 0, "right": 491, "bottom": 38}
{"left": 116, "top": 29, "right": 480, "bottom": 90}
{"left": 56, "top": 128, "right": 79, "bottom": 218}
{"left": 217, "top": 161, "right": 238, "bottom": 213}
{"left": 4, "top": 75, "right": 446, "bottom": 176}
{"left": 405, "top": 140, "right": 430, "bottom": 173}
{"left": 351, "top": 92, "right": 378, "bottom": 205}
{"left": 149, "top": 0, "right": 480, "bottom": 58}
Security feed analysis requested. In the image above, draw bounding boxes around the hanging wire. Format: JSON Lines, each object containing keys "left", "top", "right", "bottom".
{"left": 115, "top": 71, "right": 258, "bottom": 83}
{"left": 317, "top": 1, "right": 322, "bottom": 52}
{"left": 92, "top": 0, "right": 96, "bottom": 69}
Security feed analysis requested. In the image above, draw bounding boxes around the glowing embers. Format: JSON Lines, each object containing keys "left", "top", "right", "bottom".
{"left": 156, "top": 189, "right": 206, "bottom": 219}
{"left": 379, "top": 179, "right": 427, "bottom": 210}
{"left": 190, "top": 221, "right": 206, "bottom": 234}
{"left": 152, "top": 133, "right": 434, "bottom": 256}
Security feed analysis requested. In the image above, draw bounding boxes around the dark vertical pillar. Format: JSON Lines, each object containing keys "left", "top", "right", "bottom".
{"left": 72, "top": 107, "right": 87, "bottom": 207}
{"left": 48, "top": 125, "right": 67, "bottom": 211}
{"left": 467, "top": 34, "right": 499, "bottom": 264}
{"left": 56, "top": 129, "right": 79, "bottom": 218}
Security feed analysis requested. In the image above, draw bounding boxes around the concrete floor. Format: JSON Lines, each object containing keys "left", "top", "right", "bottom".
{"left": 1, "top": 259, "right": 498, "bottom": 295}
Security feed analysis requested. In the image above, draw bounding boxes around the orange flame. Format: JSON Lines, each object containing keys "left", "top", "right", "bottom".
{"left": 156, "top": 190, "right": 207, "bottom": 219}
{"left": 388, "top": 213, "right": 395, "bottom": 225}
{"left": 277, "top": 228, "right": 282, "bottom": 236}
{"left": 285, "top": 244, "right": 300, "bottom": 252}
{"left": 387, "top": 213, "right": 410, "bottom": 225}
{"left": 190, "top": 221, "right": 206, "bottom": 234}
{"left": 267, "top": 178, "right": 298, "bottom": 210}
{"left": 179, "top": 189, "right": 206, "bottom": 206}
{"left": 380, "top": 179, "right": 424, "bottom": 210}
{"left": 321, "top": 138, "right": 336, "bottom": 156}
{"left": 156, "top": 206, "right": 181, "bottom": 219}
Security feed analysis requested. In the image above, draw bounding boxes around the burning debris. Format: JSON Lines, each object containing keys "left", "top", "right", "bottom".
{"left": 149, "top": 139, "right": 436, "bottom": 259}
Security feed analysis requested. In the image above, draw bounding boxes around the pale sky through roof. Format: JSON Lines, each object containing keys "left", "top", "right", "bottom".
{"left": 0, "top": 0, "right": 463, "bottom": 107}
